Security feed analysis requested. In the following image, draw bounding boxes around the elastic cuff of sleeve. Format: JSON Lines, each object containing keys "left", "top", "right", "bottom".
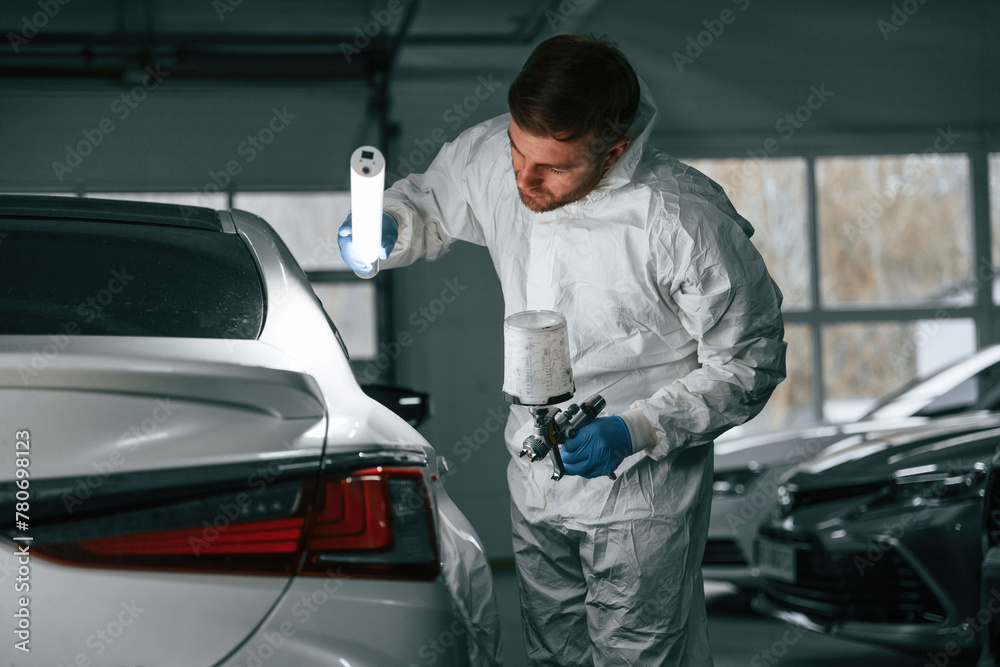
{"left": 612, "top": 415, "right": 633, "bottom": 455}
{"left": 619, "top": 408, "right": 659, "bottom": 453}
{"left": 380, "top": 204, "right": 409, "bottom": 268}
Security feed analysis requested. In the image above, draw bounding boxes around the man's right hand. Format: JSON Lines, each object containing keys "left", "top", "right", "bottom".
{"left": 337, "top": 211, "right": 399, "bottom": 275}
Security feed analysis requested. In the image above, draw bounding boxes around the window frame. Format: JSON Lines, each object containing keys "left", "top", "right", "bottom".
{"left": 793, "top": 147, "right": 996, "bottom": 422}
{"left": 673, "top": 134, "right": 997, "bottom": 425}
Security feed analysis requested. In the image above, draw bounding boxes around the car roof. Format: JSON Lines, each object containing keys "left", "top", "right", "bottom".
{"left": 0, "top": 194, "right": 225, "bottom": 232}
{"left": 862, "top": 343, "right": 1000, "bottom": 420}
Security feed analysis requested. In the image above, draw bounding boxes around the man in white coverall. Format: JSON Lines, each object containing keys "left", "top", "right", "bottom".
{"left": 339, "top": 34, "right": 785, "bottom": 666}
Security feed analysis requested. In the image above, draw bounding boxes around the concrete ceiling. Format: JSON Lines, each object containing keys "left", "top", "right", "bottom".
{"left": 0, "top": 0, "right": 996, "bottom": 191}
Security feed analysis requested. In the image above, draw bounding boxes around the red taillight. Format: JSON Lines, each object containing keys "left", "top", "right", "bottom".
{"left": 299, "top": 467, "right": 438, "bottom": 579}
{"left": 308, "top": 474, "right": 391, "bottom": 551}
{"left": 75, "top": 518, "right": 305, "bottom": 556}
{"left": 27, "top": 467, "right": 439, "bottom": 580}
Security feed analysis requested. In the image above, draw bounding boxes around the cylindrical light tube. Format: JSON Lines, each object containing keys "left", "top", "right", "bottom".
{"left": 350, "top": 146, "right": 386, "bottom": 268}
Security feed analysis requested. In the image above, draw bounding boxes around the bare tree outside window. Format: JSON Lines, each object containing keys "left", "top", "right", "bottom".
{"left": 684, "top": 158, "right": 810, "bottom": 432}
{"left": 817, "top": 155, "right": 971, "bottom": 306}
{"left": 684, "top": 158, "right": 810, "bottom": 308}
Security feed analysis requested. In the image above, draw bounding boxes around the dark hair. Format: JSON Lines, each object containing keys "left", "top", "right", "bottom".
{"left": 508, "top": 33, "right": 640, "bottom": 155}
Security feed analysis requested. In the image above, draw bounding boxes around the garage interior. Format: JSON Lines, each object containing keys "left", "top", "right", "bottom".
{"left": 2, "top": 0, "right": 999, "bottom": 665}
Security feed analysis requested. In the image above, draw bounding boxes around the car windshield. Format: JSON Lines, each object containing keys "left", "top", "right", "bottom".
{"left": 0, "top": 219, "right": 264, "bottom": 339}
{"left": 861, "top": 347, "right": 1000, "bottom": 421}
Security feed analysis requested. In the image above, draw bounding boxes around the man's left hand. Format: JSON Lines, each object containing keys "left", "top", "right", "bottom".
{"left": 562, "top": 416, "right": 632, "bottom": 478}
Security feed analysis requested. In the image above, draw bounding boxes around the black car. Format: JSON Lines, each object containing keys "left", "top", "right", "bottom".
{"left": 753, "top": 412, "right": 1000, "bottom": 657}
{"left": 979, "top": 448, "right": 1000, "bottom": 666}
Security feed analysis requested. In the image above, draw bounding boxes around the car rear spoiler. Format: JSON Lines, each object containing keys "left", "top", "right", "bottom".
{"left": 0, "top": 351, "right": 325, "bottom": 420}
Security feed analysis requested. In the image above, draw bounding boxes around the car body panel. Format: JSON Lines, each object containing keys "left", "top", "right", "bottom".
{"left": 0, "top": 553, "right": 290, "bottom": 666}
{"left": 0, "top": 338, "right": 327, "bottom": 480}
{"left": 220, "top": 577, "right": 463, "bottom": 667}
{"left": 233, "top": 208, "right": 430, "bottom": 451}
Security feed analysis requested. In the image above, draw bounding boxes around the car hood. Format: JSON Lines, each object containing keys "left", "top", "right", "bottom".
{"left": 713, "top": 416, "right": 932, "bottom": 473}
{"left": 790, "top": 412, "right": 1000, "bottom": 491}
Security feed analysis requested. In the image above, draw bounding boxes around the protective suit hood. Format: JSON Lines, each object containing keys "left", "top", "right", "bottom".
{"left": 577, "top": 77, "right": 659, "bottom": 205}
{"left": 583, "top": 78, "right": 756, "bottom": 240}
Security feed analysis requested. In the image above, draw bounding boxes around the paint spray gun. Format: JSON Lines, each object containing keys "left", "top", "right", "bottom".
{"left": 520, "top": 395, "right": 612, "bottom": 481}
{"left": 502, "top": 311, "right": 617, "bottom": 481}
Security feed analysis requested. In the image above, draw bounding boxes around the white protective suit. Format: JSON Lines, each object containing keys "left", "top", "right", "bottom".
{"left": 382, "top": 82, "right": 786, "bottom": 665}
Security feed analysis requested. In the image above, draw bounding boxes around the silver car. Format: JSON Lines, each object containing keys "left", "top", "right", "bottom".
{"left": 0, "top": 195, "right": 501, "bottom": 666}
{"left": 707, "top": 344, "right": 1000, "bottom": 588}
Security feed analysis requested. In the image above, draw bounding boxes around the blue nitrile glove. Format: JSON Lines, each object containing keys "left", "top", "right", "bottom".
{"left": 337, "top": 211, "right": 399, "bottom": 275}
{"left": 561, "top": 416, "right": 632, "bottom": 478}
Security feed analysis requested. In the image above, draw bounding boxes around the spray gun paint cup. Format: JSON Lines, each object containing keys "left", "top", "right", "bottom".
{"left": 501, "top": 310, "right": 574, "bottom": 407}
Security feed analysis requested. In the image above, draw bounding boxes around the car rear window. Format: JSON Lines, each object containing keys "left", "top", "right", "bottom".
{"left": 0, "top": 220, "right": 264, "bottom": 338}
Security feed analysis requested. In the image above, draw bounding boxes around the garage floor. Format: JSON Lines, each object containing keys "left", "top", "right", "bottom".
{"left": 491, "top": 566, "right": 936, "bottom": 666}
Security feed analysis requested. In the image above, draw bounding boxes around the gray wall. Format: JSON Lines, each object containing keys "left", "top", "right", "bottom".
{"left": 390, "top": 246, "right": 512, "bottom": 560}
{"left": 3, "top": 0, "right": 998, "bottom": 561}
{"left": 379, "top": 72, "right": 516, "bottom": 560}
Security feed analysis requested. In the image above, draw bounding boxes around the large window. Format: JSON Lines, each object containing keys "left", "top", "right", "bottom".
{"left": 691, "top": 149, "right": 990, "bottom": 435}
{"left": 816, "top": 155, "right": 972, "bottom": 307}
{"left": 231, "top": 192, "right": 351, "bottom": 272}
{"left": 822, "top": 319, "right": 976, "bottom": 421}
{"left": 684, "top": 158, "right": 810, "bottom": 308}
{"left": 991, "top": 153, "right": 1000, "bottom": 286}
